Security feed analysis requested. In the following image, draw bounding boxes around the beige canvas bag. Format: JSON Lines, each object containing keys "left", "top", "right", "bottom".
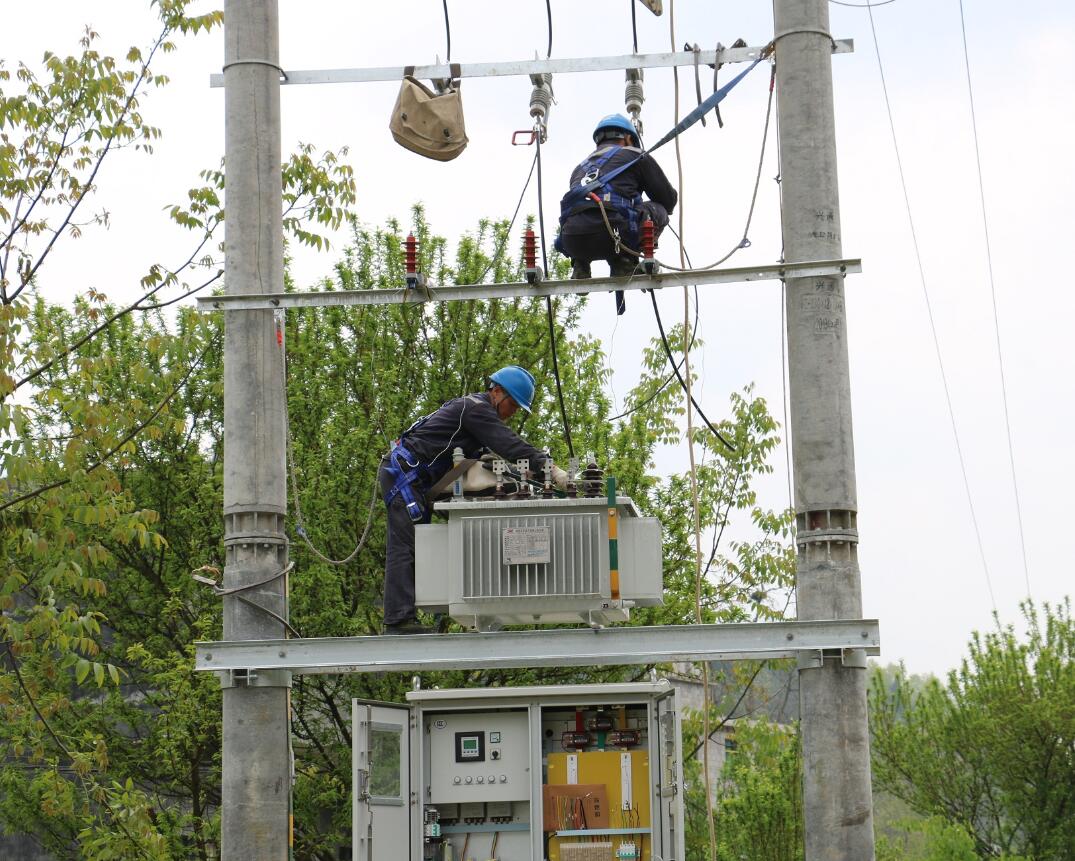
{"left": 389, "top": 64, "right": 469, "bottom": 161}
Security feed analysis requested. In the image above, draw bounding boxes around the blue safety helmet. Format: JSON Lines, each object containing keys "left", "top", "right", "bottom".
{"left": 593, "top": 113, "right": 640, "bottom": 147}
{"left": 489, "top": 365, "right": 536, "bottom": 413}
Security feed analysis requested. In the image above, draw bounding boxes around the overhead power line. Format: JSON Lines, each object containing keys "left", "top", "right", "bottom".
{"left": 864, "top": 2, "right": 996, "bottom": 610}
{"left": 957, "top": 0, "right": 1032, "bottom": 598}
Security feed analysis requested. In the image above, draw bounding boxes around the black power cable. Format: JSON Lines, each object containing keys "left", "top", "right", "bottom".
{"left": 544, "top": 0, "right": 553, "bottom": 58}
{"left": 535, "top": 133, "right": 575, "bottom": 458}
{"left": 441, "top": 0, "right": 451, "bottom": 62}
{"left": 649, "top": 290, "right": 735, "bottom": 452}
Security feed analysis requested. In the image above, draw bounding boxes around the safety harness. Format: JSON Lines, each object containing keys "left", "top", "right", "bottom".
{"left": 555, "top": 54, "right": 768, "bottom": 253}
{"left": 382, "top": 396, "right": 480, "bottom": 522}
{"left": 558, "top": 145, "right": 645, "bottom": 244}
{"left": 382, "top": 442, "right": 437, "bottom": 523}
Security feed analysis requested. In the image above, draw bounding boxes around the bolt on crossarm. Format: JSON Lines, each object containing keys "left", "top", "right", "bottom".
{"left": 772, "top": 0, "right": 876, "bottom": 858}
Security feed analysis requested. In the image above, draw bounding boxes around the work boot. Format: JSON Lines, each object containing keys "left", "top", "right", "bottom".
{"left": 384, "top": 618, "right": 435, "bottom": 635}
{"left": 609, "top": 255, "right": 639, "bottom": 278}
{"left": 570, "top": 260, "right": 592, "bottom": 280}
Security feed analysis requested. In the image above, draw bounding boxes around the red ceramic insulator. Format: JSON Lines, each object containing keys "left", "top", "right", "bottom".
{"left": 523, "top": 228, "right": 537, "bottom": 271}
{"left": 405, "top": 233, "right": 418, "bottom": 275}
{"left": 640, "top": 219, "right": 655, "bottom": 260}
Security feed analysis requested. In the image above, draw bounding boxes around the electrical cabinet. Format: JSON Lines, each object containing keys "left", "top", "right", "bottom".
{"left": 353, "top": 681, "right": 685, "bottom": 861}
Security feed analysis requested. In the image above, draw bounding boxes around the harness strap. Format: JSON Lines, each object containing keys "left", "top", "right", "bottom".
{"left": 384, "top": 443, "right": 431, "bottom": 522}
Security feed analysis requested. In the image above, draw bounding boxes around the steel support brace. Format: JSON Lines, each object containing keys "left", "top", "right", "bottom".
{"left": 197, "top": 258, "right": 862, "bottom": 313}
{"left": 195, "top": 619, "right": 879, "bottom": 676}
{"left": 218, "top": 668, "right": 293, "bottom": 689}
{"left": 208, "top": 42, "right": 853, "bottom": 89}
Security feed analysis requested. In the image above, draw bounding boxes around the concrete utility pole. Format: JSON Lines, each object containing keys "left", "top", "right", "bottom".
{"left": 221, "top": 1, "right": 291, "bottom": 858}
{"left": 772, "top": 1, "right": 876, "bottom": 858}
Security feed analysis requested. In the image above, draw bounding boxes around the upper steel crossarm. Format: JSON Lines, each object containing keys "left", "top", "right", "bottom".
{"left": 209, "top": 42, "right": 853, "bottom": 88}
{"left": 195, "top": 619, "right": 880, "bottom": 676}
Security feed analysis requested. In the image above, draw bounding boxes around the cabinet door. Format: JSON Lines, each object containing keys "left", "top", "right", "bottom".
{"left": 655, "top": 691, "right": 685, "bottom": 861}
{"left": 354, "top": 701, "right": 412, "bottom": 861}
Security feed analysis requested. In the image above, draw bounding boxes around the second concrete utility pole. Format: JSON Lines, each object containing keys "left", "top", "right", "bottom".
{"left": 772, "top": 0, "right": 876, "bottom": 857}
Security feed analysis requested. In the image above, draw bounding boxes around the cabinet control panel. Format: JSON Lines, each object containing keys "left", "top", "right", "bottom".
{"left": 426, "top": 711, "right": 529, "bottom": 803}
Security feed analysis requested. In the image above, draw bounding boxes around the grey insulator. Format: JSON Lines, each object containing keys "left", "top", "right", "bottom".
{"left": 529, "top": 72, "right": 553, "bottom": 120}
{"left": 530, "top": 86, "right": 553, "bottom": 120}
{"left": 625, "top": 79, "right": 645, "bottom": 116}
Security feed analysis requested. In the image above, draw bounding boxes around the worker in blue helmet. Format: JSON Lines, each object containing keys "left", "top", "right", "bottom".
{"left": 378, "top": 365, "right": 569, "bottom": 633}
{"left": 555, "top": 114, "right": 678, "bottom": 314}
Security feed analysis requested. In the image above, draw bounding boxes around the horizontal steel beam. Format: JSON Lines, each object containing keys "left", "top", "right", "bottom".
{"left": 210, "top": 42, "right": 853, "bottom": 88}
{"left": 195, "top": 619, "right": 880, "bottom": 676}
{"left": 197, "top": 258, "right": 861, "bottom": 312}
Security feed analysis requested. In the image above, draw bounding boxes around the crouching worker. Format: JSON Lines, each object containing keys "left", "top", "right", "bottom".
{"left": 555, "top": 113, "right": 678, "bottom": 314}
{"left": 378, "top": 365, "right": 569, "bottom": 634}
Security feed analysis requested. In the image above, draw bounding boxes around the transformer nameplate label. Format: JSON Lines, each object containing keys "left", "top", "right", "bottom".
{"left": 502, "top": 526, "right": 551, "bottom": 565}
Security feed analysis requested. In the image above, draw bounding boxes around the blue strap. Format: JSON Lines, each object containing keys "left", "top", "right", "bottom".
{"left": 648, "top": 58, "right": 764, "bottom": 153}
{"left": 560, "top": 57, "right": 765, "bottom": 216}
{"left": 384, "top": 443, "right": 430, "bottom": 523}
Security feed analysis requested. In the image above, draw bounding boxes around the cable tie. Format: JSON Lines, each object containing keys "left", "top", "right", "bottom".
{"left": 221, "top": 58, "right": 288, "bottom": 81}
{"left": 770, "top": 29, "right": 837, "bottom": 51}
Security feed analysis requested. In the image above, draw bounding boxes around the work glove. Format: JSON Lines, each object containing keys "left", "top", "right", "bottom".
{"left": 551, "top": 464, "right": 570, "bottom": 491}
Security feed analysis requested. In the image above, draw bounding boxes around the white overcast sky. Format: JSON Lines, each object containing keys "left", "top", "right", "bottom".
{"left": 3, "top": 1, "right": 1073, "bottom": 677}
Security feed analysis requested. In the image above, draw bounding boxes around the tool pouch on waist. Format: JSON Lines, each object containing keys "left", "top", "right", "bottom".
{"left": 389, "top": 64, "right": 469, "bottom": 162}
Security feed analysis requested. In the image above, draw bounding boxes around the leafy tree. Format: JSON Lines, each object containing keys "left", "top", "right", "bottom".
{"left": 0, "top": 5, "right": 351, "bottom": 858}
{"left": 681, "top": 715, "right": 803, "bottom": 861}
{"left": 869, "top": 601, "right": 1075, "bottom": 860}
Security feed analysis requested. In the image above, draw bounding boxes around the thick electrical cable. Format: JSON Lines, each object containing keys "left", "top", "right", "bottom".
{"left": 535, "top": 133, "right": 575, "bottom": 458}
{"left": 281, "top": 321, "right": 379, "bottom": 566}
{"left": 648, "top": 293, "right": 735, "bottom": 455}
{"left": 441, "top": 0, "right": 451, "bottom": 62}
{"left": 865, "top": 3, "right": 996, "bottom": 610}
{"left": 544, "top": 0, "right": 553, "bottom": 58}
{"left": 630, "top": 0, "right": 639, "bottom": 53}
{"left": 958, "top": 0, "right": 1031, "bottom": 597}
{"left": 608, "top": 303, "right": 698, "bottom": 421}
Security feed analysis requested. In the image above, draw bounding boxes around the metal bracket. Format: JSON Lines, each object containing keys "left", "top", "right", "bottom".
{"left": 218, "top": 667, "right": 293, "bottom": 689}
{"left": 797, "top": 646, "right": 869, "bottom": 671}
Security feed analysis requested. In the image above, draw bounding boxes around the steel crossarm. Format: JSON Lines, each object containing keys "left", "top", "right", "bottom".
{"left": 195, "top": 619, "right": 880, "bottom": 676}
{"left": 196, "top": 257, "right": 861, "bottom": 312}
{"left": 209, "top": 42, "right": 853, "bottom": 89}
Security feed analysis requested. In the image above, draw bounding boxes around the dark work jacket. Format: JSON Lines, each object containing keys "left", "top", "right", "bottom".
{"left": 560, "top": 145, "right": 678, "bottom": 236}
{"left": 397, "top": 392, "right": 550, "bottom": 484}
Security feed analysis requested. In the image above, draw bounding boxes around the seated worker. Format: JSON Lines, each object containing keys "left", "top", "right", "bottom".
{"left": 556, "top": 113, "right": 678, "bottom": 313}
{"left": 378, "top": 365, "right": 569, "bottom": 634}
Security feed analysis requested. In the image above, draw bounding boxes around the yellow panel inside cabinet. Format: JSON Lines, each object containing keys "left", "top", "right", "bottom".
{"left": 547, "top": 750, "right": 651, "bottom": 861}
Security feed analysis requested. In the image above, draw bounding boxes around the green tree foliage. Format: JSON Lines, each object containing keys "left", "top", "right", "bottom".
{"left": 681, "top": 716, "right": 803, "bottom": 861}
{"left": 0, "top": 6, "right": 352, "bottom": 858}
{"left": 869, "top": 601, "right": 1075, "bottom": 860}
